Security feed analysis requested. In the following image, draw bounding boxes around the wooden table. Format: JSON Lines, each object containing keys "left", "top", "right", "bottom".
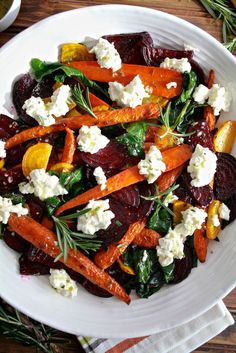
{"left": 0, "top": 1, "right": 236, "bottom": 352}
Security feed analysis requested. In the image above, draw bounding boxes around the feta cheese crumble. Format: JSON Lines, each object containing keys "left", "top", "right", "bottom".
{"left": 77, "top": 199, "right": 115, "bottom": 235}
{"left": 218, "top": 203, "right": 230, "bottom": 221}
{"left": 193, "top": 83, "right": 231, "bottom": 116}
{"left": 77, "top": 125, "right": 109, "bottom": 154}
{"left": 49, "top": 269, "right": 78, "bottom": 298}
{"left": 93, "top": 166, "right": 107, "bottom": 190}
{"left": 90, "top": 38, "right": 122, "bottom": 72}
{"left": 0, "top": 140, "right": 6, "bottom": 159}
{"left": 184, "top": 43, "right": 199, "bottom": 52}
{"left": 19, "top": 169, "right": 68, "bottom": 201}
{"left": 187, "top": 144, "right": 217, "bottom": 187}
{"left": 157, "top": 206, "right": 207, "bottom": 266}
{"left": 108, "top": 75, "right": 150, "bottom": 108}
{"left": 212, "top": 214, "right": 220, "bottom": 227}
{"left": 160, "top": 58, "right": 191, "bottom": 73}
{"left": 138, "top": 145, "right": 166, "bottom": 184}
{"left": 0, "top": 196, "right": 28, "bottom": 224}
{"left": 166, "top": 81, "right": 177, "bottom": 89}
{"left": 163, "top": 192, "right": 179, "bottom": 207}
{"left": 23, "top": 85, "right": 71, "bottom": 126}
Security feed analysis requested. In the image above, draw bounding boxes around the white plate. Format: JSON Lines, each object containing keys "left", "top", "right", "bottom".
{"left": 0, "top": 4, "right": 236, "bottom": 338}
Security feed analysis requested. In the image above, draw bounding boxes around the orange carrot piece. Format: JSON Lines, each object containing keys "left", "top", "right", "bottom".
{"left": 194, "top": 225, "right": 209, "bottom": 263}
{"left": 68, "top": 61, "right": 183, "bottom": 98}
{"left": 6, "top": 103, "right": 159, "bottom": 150}
{"left": 61, "top": 128, "right": 76, "bottom": 164}
{"left": 89, "top": 92, "right": 109, "bottom": 108}
{"left": 8, "top": 214, "right": 130, "bottom": 304}
{"left": 204, "top": 69, "right": 216, "bottom": 131}
{"left": 156, "top": 164, "right": 185, "bottom": 192}
{"left": 133, "top": 228, "right": 161, "bottom": 248}
{"left": 55, "top": 144, "right": 192, "bottom": 216}
{"left": 207, "top": 69, "right": 215, "bottom": 89}
{"left": 94, "top": 220, "right": 146, "bottom": 270}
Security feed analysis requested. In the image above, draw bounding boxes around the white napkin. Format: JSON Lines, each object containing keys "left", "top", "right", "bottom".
{"left": 78, "top": 301, "right": 234, "bottom": 353}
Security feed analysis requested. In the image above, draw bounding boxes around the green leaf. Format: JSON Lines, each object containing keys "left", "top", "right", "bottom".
{"left": 176, "top": 71, "right": 197, "bottom": 105}
{"left": 3, "top": 193, "right": 25, "bottom": 205}
{"left": 31, "top": 58, "right": 108, "bottom": 98}
{"left": 133, "top": 248, "right": 154, "bottom": 284}
{"left": 148, "top": 207, "right": 172, "bottom": 235}
{"left": 49, "top": 168, "right": 83, "bottom": 192}
{"left": 116, "top": 121, "right": 147, "bottom": 157}
{"left": 45, "top": 196, "right": 62, "bottom": 217}
{"left": 162, "top": 263, "right": 175, "bottom": 283}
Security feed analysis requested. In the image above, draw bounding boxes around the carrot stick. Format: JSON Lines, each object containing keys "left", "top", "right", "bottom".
{"left": 61, "top": 128, "right": 76, "bottom": 164}
{"left": 194, "top": 225, "right": 209, "bottom": 263}
{"left": 156, "top": 164, "right": 185, "bottom": 192}
{"left": 55, "top": 144, "right": 192, "bottom": 216}
{"left": 89, "top": 92, "right": 109, "bottom": 108}
{"left": 8, "top": 214, "right": 130, "bottom": 304}
{"left": 132, "top": 228, "right": 161, "bottom": 248}
{"left": 94, "top": 220, "right": 146, "bottom": 270}
{"left": 207, "top": 69, "right": 215, "bottom": 89}
{"left": 5, "top": 103, "right": 159, "bottom": 150}
{"left": 68, "top": 61, "right": 183, "bottom": 98}
{"left": 204, "top": 69, "right": 216, "bottom": 131}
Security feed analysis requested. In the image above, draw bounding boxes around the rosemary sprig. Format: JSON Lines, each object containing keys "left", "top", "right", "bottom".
{"left": 198, "top": 0, "right": 236, "bottom": 52}
{"left": 52, "top": 209, "right": 101, "bottom": 262}
{"left": 0, "top": 300, "right": 69, "bottom": 353}
{"left": 71, "top": 84, "right": 97, "bottom": 118}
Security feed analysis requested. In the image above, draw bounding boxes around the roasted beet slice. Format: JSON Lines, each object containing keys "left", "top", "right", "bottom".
{"left": 26, "top": 246, "right": 59, "bottom": 269}
{"left": 151, "top": 48, "right": 193, "bottom": 66}
{"left": 221, "top": 193, "right": 236, "bottom": 229}
{"left": 80, "top": 140, "right": 127, "bottom": 170}
{"left": 3, "top": 229, "right": 29, "bottom": 253}
{"left": 186, "top": 120, "right": 214, "bottom": 151}
{"left": 25, "top": 196, "right": 44, "bottom": 223}
{"left": 103, "top": 32, "right": 153, "bottom": 65}
{"left": 5, "top": 145, "right": 26, "bottom": 168}
{"left": 81, "top": 279, "right": 111, "bottom": 298}
{"left": 19, "top": 255, "right": 50, "bottom": 275}
{"left": 174, "top": 185, "right": 194, "bottom": 204}
{"left": 170, "top": 244, "right": 193, "bottom": 284}
{"left": 0, "top": 114, "right": 21, "bottom": 139}
{"left": 181, "top": 172, "right": 213, "bottom": 207}
{"left": 112, "top": 185, "right": 140, "bottom": 208}
{"left": 97, "top": 217, "right": 129, "bottom": 247}
{"left": 31, "top": 75, "right": 54, "bottom": 98}
{"left": 0, "top": 166, "right": 26, "bottom": 193}
{"left": 214, "top": 153, "right": 236, "bottom": 201}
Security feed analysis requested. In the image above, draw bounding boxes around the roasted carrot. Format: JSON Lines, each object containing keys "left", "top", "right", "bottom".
{"left": 5, "top": 103, "right": 159, "bottom": 150}
{"left": 68, "top": 61, "right": 183, "bottom": 98}
{"left": 94, "top": 220, "right": 146, "bottom": 270}
{"left": 61, "top": 128, "right": 76, "bottom": 164}
{"left": 89, "top": 92, "right": 109, "bottom": 108}
{"left": 55, "top": 144, "right": 192, "bottom": 216}
{"left": 156, "top": 164, "right": 185, "bottom": 192}
{"left": 8, "top": 214, "right": 130, "bottom": 304}
{"left": 204, "top": 69, "right": 216, "bottom": 131}
{"left": 194, "top": 225, "right": 209, "bottom": 263}
{"left": 132, "top": 228, "right": 161, "bottom": 248}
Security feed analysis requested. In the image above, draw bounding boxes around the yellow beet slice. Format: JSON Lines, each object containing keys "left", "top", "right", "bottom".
{"left": 0, "top": 159, "right": 5, "bottom": 169}
{"left": 206, "top": 200, "right": 221, "bottom": 240}
{"left": 154, "top": 125, "right": 178, "bottom": 151}
{"left": 22, "top": 143, "right": 52, "bottom": 177}
{"left": 60, "top": 43, "right": 94, "bottom": 63}
{"left": 50, "top": 162, "right": 75, "bottom": 173}
{"left": 173, "top": 200, "right": 191, "bottom": 225}
{"left": 213, "top": 121, "right": 236, "bottom": 153}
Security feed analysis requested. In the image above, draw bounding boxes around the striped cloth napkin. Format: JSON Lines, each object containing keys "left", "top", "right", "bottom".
{"left": 78, "top": 301, "right": 234, "bottom": 353}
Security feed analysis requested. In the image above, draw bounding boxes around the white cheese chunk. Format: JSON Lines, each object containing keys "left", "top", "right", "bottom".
{"left": 207, "top": 84, "right": 231, "bottom": 116}
{"left": 49, "top": 269, "right": 78, "bottom": 298}
{"left": 0, "top": 196, "right": 28, "bottom": 224}
{"left": 77, "top": 125, "right": 109, "bottom": 154}
{"left": 77, "top": 199, "right": 115, "bottom": 235}
{"left": 108, "top": 75, "right": 150, "bottom": 108}
{"left": 23, "top": 85, "right": 71, "bottom": 126}
{"left": 90, "top": 38, "right": 122, "bottom": 72}
{"left": 218, "top": 203, "right": 230, "bottom": 221}
{"left": 193, "top": 84, "right": 209, "bottom": 104}
{"left": 187, "top": 144, "right": 217, "bottom": 187}
{"left": 138, "top": 145, "right": 166, "bottom": 184}
{"left": 93, "top": 166, "right": 107, "bottom": 190}
{"left": 163, "top": 192, "right": 179, "bottom": 206}
{"left": 166, "top": 81, "right": 177, "bottom": 89}
{"left": 156, "top": 206, "right": 207, "bottom": 266}
{"left": 19, "top": 169, "right": 68, "bottom": 201}
{"left": 212, "top": 214, "right": 220, "bottom": 227}
{"left": 0, "top": 140, "right": 6, "bottom": 159}
{"left": 184, "top": 43, "right": 199, "bottom": 52}
{"left": 160, "top": 57, "right": 191, "bottom": 73}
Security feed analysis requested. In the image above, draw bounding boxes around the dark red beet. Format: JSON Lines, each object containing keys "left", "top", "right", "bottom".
{"left": 174, "top": 185, "right": 194, "bottom": 204}
{"left": 190, "top": 59, "right": 206, "bottom": 85}
{"left": 186, "top": 120, "right": 214, "bottom": 151}
{"left": 151, "top": 48, "right": 193, "bottom": 66}
{"left": 3, "top": 229, "right": 29, "bottom": 253}
{"left": 0, "top": 114, "right": 21, "bottom": 139}
{"left": 97, "top": 217, "right": 129, "bottom": 247}
{"left": 80, "top": 140, "right": 127, "bottom": 170}
{"left": 170, "top": 244, "right": 193, "bottom": 284}
{"left": 5, "top": 145, "right": 26, "bottom": 168}
{"left": 112, "top": 185, "right": 140, "bottom": 208}
{"left": 181, "top": 172, "right": 213, "bottom": 207}
{"left": 26, "top": 197, "right": 44, "bottom": 223}
{"left": 19, "top": 255, "right": 50, "bottom": 275}
{"left": 31, "top": 75, "right": 54, "bottom": 98}
{"left": 0, "top": 166, "right": 26, "bottom": 192}
{"left": 12, "top": 73, "right": 38, "bottom": 126}
{"left": 221, "top": 193, "right": 236, "bottom": 229}
{"left": 81, "top": 279, "right": 111, "bottom": 298}
{"left": 214, "top": 153, "right": 236, "bottom": 201}
{"left": 26, "top": 246, "right": 59, "bottom": 268}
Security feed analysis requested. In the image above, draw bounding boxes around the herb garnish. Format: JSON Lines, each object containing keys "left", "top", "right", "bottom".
{"left": 71, "top": 84, "right": 97, "bottom": 118}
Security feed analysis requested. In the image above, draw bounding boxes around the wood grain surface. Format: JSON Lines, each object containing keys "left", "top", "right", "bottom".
{"left": 0, "top": 1, "right": 236, "bottom": 352}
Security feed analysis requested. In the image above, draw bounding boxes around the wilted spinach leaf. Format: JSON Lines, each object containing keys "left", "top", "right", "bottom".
{"left": 3, "top": 193, "right": 25, "bottom": 205}
{"left": 162, "top": 263, "right": 175, "bottom": 283}
{"left": 148, "top": 206, "right": 172, "bottom": 235}
{"left": 116, "top": 121, "right": 147, "bottom": 157}
{"left": 176, "top": 71, "right": 197, "bottom": 105}
{"left": 49, "top": 168, "right": 83, "bottom": 192}
{"left": 45, "top": 196, "right": 61, "bottom": 217}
